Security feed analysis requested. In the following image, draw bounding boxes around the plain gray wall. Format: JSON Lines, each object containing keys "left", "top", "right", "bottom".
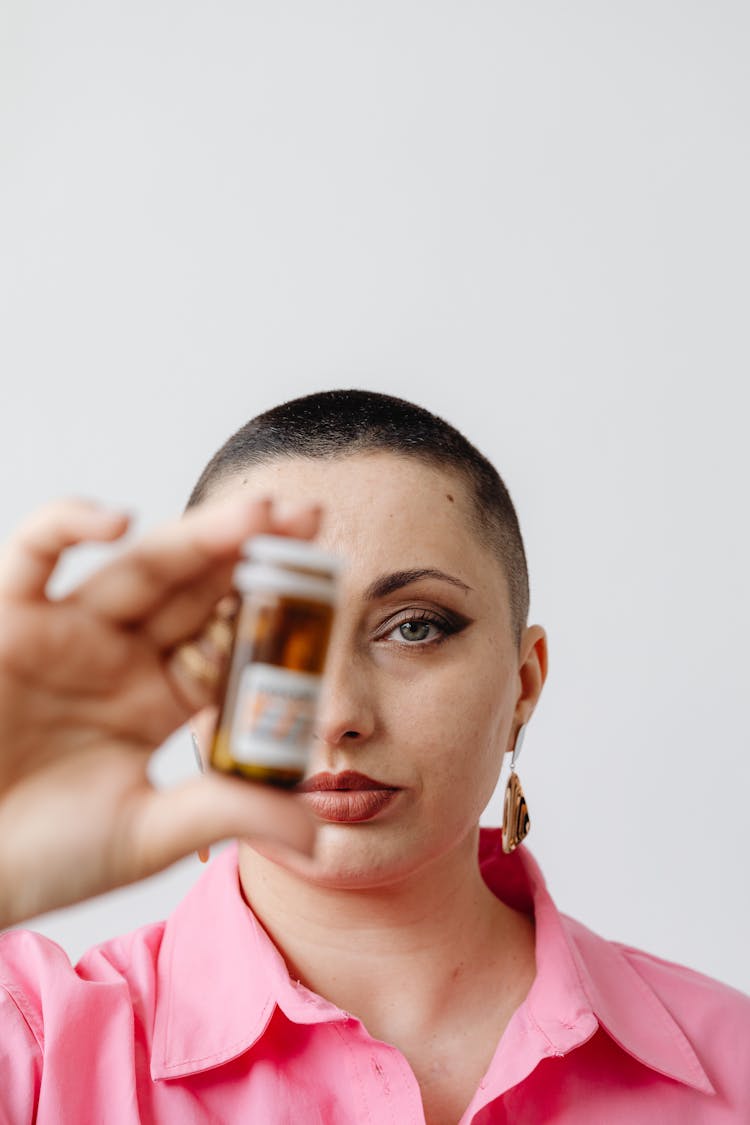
{"left": 1, "top": 2, "right": 748, "bottom": 992}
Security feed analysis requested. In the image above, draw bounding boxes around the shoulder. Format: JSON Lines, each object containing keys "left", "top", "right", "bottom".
{"left": 562, "top": 913, "right": 750, "bottom": 1110}
{"left": 1, "top": 918, "right": 167, "bottom": 994}
{"left": 0, "top": 923, "right": 168, "bottom": 1120}
{"left": 616, "top": 938, "right": 750, "bottom": 1039}
{"left": 0, "top": 920, "right": 166, "bottom": 1056}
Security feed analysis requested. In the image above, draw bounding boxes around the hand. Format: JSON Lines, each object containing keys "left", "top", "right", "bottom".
{"left": 0, "top": 496, "right": 318, "bottom": 928}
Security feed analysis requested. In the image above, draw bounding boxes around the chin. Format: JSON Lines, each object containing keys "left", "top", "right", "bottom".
{"left": 245, "top": 825, "right": 431, "bottom": 890}
{"left": 306, "top": 824, "right": 440, "bottom": 890}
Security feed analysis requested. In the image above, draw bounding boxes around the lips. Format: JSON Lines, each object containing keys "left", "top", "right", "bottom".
{"left": 298, "top": 770, "right": 393, "bottom": 792}
{"left": 297, "top": 770, "right": 401, "bottom": 823}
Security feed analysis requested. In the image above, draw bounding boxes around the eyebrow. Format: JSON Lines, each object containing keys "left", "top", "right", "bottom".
{"left": 363, "top": 568, "right": 473, "bottom": 601}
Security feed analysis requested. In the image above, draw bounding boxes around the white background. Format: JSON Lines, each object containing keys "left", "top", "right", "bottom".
{"left": 1, "top": 2, "right": 748, "bottom": 991}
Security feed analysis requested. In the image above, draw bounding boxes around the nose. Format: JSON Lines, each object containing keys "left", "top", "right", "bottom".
{"left": 313, "top": 645, "right": 376, "bottom": 751}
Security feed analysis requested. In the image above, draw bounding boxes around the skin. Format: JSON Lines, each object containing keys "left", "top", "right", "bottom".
{"left": 0, "top": 457, "right": 546, "bottom": 1125}
{"left": 197, "top": 452, "right": 548, "bottom": 1125}
{"left": 0, "top": 496, "right": 318, "bottom": 927}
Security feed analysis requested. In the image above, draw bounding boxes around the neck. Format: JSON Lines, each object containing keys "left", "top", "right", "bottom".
{"left": 237, "top": 828, "right": 534, "bottom": 1034}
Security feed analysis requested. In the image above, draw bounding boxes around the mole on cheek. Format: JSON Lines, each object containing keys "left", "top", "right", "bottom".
{"left": 446, "top": 494, "right": 454, "bottom": 503}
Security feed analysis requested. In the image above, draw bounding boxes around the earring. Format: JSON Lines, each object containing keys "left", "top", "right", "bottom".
{"left": 191, "top": 730, "right": 211, "bottom": 864}
{"left": 502, "top": 722, "right": 531, "bottom": 854}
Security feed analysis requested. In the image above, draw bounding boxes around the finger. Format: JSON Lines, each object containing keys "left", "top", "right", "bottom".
{"left": 0, "top": 500, "right": 130, "bottom": 601}
{"left": 273, "top": 504, "right": 324, "bottom": 540}
{"left": 127, "top": 772, "right": 316, "bottom": 877}
{"left": 78, "top": 496, "right": 323, "bottom": 626}
{"left": 145, "top": 562, "right": 238, "bottom": 650}
{"left": 144, "top": 502, "right": 323, "bottom": 650}
{"left": 75, "top": 497, "right": 268, "bottom": 623}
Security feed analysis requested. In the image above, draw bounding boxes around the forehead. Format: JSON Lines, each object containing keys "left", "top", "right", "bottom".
{"left": 212, "top": 452, "right": 508, "bottom": 606}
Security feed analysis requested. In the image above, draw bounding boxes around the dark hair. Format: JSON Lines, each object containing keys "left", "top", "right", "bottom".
{"left": 188, "top": 390, "right": 529, "bottom": 645}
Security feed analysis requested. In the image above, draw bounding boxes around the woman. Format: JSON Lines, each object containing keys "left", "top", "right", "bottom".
{"left": 1, "top": 390, "right": 748, "bottom": 1123}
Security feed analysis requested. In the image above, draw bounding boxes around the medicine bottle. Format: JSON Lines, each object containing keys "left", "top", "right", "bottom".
{"left": 210, "top": 535, "right": 338, "bottom": 788}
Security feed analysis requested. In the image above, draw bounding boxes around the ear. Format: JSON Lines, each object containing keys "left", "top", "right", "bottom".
{"left": 511, "top": 625, "right": 548, "bottom": 738}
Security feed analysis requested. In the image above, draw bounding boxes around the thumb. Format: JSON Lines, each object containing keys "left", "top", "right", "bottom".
{"left": 125, "top": 773, "right": 316, "bottom": 880}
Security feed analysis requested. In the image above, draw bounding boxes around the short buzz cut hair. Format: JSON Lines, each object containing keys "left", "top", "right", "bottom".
{"left": 188, "top": 389, "right": 530, "bottom": 645}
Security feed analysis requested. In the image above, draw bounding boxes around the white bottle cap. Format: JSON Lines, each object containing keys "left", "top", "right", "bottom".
{"left": 244, "top": 534, "right": 341, "bottom": 577}
{"left": 234, "top": 560, "right": 337, "bottom": 604}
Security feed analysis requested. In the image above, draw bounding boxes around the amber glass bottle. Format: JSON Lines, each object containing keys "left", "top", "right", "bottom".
{"left": 210, "top": 535, "right": 338, "bottom": 788}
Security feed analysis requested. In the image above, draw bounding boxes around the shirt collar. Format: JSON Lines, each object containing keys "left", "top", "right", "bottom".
{"left": 478, "top": 830, "right": 715, "bottom": 1097}
{"left": 150, "top": 843, "right": 346, "bottom": 1081}
{"left": 151, "top": 833, "right": 715, "bottom": 1096}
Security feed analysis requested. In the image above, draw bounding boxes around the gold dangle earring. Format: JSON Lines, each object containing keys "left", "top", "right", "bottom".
{"left": 502, "top": 722, "right": 531, "bottom": 854}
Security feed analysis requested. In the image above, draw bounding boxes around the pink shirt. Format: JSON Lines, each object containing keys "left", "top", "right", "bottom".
{"left": 1, "top": 829, "right": 749, "bottom": 1123}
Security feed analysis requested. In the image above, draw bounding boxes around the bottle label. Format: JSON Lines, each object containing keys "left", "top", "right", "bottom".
{"left": 229, "top": 663, "right": 321, "bottom": 769}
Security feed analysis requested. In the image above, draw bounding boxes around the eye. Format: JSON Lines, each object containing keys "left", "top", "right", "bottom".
{"left": 375, "top": 607, "right": 464, "bottom": 649}
{"left": 394, "top": 619, "right": 440, "bottom": 643}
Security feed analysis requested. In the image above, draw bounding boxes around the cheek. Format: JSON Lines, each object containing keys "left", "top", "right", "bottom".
{"left": 387, "top": 654, "right": 513, "bottom": 785}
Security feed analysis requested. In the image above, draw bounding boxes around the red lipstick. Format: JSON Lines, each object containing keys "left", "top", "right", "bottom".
{"left": 297, "top": 771, "right": 401, "bottom": 823}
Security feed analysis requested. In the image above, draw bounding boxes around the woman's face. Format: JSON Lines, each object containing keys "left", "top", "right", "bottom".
{"left": 211, "top": 452, "right": 546, "bottom": 888}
